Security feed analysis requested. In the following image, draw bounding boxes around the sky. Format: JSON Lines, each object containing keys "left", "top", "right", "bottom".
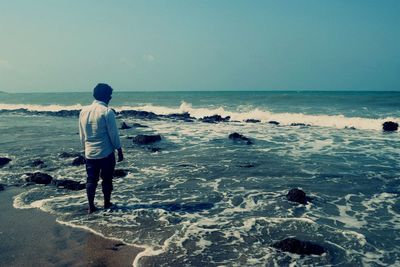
{"left": 0, "top": 0, "right": 399, "bottom": 92}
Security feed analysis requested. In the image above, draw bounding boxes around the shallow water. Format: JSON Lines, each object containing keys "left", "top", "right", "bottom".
{"left": 1, "top": 91, "right": 399, "bottom": 266}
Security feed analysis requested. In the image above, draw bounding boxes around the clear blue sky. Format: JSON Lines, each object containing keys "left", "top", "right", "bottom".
{"left": 0, "top": 0, "right": 399, "bottom": 92}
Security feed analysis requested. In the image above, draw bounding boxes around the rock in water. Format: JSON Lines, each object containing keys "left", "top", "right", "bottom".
{"left": 59, "top": 152, "right": 82, "bottom": 158}
{"left": 201, "top": 115, "right": 230, "bottom": 123}
{"left": 132, "top": 134, "right": 162, "bottom": 145}
{"left": 228, "top": 132, "right": 253, "bottom": 145}
{"left": 120, "top": 122, "right": 132, "bottom": 130}
{"left": 0, "top": 184, "right": 5, "bottom": 191}
{"left": 286, "top": 188, "right": 309, "bottom": 204}
{"left": 52, "top": 179, "right": 85, "bottom": 190}
{"left": 0, "top": 157, "right": 11, "bottom": 167}
{"left": 114, "top": 169, "right": 128, "bottom": 178}
{"left": 245, "top": 119, "right": 260, "bottom": 123}
{"left": 383, "top": 121, "right": 398, "bottom": 132}
{"left": 25, "top": 172, "right": 53, "bottom": 185}
{"left": 272, "top": 238, "right": 326, "bottom": 255}
{"left": 72, "top": 155, "right": 86, "bottom": 166}
{"left": 268, "top": 121, "right": 280, "bottom": 125}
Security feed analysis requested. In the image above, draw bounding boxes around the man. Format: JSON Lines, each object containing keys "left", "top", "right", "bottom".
{"left": 79, "top": 83, "right": 124, "bottom": 213}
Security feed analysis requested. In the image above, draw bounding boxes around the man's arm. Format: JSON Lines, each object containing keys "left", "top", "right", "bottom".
{"left": 105, "top": 109, "right": 123, "bottom": 162}
{"left": 78, "top": 113, "right": 85, "bottom": 151}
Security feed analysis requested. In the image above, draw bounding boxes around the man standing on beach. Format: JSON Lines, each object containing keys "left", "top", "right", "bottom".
{"left": 79, "top": 83, "right": 124, "bottom": 213}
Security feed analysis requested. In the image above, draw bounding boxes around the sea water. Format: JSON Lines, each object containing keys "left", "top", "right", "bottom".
{"left": 0, "top": 91, "right": 399, "bottom": 266}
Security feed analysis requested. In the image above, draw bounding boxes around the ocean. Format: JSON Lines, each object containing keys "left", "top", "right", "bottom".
{"left": 0, "top": 91, "right": 399, "bottom": 266}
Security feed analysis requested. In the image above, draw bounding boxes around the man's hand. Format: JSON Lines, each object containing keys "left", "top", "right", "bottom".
{"left": 117, "top": 148, "right": 124, "bottom": 162}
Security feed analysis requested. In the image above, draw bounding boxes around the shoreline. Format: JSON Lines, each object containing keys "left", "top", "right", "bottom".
{"left": 0, "top": 187, "right": 144, "bottom": 267}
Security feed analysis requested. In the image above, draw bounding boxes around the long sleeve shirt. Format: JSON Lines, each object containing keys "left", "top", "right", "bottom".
{"left": 79, "top": 100, "right": 121, "bottom": 159}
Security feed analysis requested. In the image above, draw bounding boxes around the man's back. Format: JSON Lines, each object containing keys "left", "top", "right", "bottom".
{"left": 79, "top": 100, "right": 120, "bottom": 159}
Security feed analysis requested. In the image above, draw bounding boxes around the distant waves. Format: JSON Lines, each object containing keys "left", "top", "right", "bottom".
{"left": 0, "top": 102, "right": 398, "bottom": 131}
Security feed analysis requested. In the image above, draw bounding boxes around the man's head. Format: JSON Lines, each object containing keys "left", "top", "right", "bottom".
{"left": 93, "top": 83, "right": 113, "bottom": 104}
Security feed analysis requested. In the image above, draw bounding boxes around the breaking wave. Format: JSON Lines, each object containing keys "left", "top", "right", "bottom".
{"left": 0, "top": 102, "right": 398, "bottom": 131}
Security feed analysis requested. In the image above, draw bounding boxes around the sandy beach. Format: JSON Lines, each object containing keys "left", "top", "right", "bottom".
{"left": 0, "top": 187, "right": 144, "bottom": 267}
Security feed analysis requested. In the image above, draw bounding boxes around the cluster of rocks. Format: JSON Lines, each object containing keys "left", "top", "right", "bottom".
{"left": 268, "top": 188, "right": 327, "bottom": 256}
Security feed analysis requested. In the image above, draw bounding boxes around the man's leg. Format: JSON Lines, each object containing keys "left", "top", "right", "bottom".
{"left": 100, "top": 153, "right": 116, "bottom": 209}
{"left": 85, "top": 159, "right": 100, "bottom": 213}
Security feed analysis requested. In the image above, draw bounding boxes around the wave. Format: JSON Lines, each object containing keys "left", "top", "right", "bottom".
{"left": 0, "top": 102, "right": 398, "bottom": 131}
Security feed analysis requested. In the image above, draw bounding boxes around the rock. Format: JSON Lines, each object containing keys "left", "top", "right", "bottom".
{"left": 72, "top": 155, "right": 86, "bottom": 166}
{"left": 245, "top": 119, "right": 260, "bottom": 123}
{"left": 59, "top": 152, "right": 82, "bottom": 158}
{"left": 268, "top": 121, "right": 280, "bottom": 125}
{"left": 25, "top": 172, "right": 53, "bottom": 185}
{"left": 272, "top": 238, "right": 326, "bottom": 255}
{"left": 31, "top": 159, "right": 46, "bottom": 167}
{"left": 52, "top": 179, "right": 85, "bottom": 190}
{"left": 0, "top": 157, "right": 11, "bottom": 167}
{"left": 201, "top": 115, "right": 230, "bottom": 123}
{"left": 0, "top": 184, "right": 5, "bottom": 191}
{"left": 132, "top": 134, "right": 162, "bottom": 145}
{"left": 286, "top": 188, "right": 310, "bottom": 204}
{"left": 228, "top": 132, "right": 253, "bottom": 145}
{"left": 238, "top": 163, "right": 255, "bottom": 168}
{"left": 290, "top": 123, "right": 310, "bottom": 127}
{"left": 114, "top": 169, "right": 128, "bottom": 178}
{"left": 165, "top": 112, "right": 195, "bottom": 122}
{"left": 131, "top": 123, "right": 149, "bottom": 128}
{"left": 383, "top": 121, "right": 398, "bottom": 132}
{"left": 119, "top": 110, "right": 159, "bottom": 120}
{"left": 120, "top": 122, "right": 132, "bottom": 130}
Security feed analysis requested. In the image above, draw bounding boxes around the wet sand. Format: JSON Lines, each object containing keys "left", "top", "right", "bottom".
{"left": 0, "top": 187, "right": 144, "bottom": 267}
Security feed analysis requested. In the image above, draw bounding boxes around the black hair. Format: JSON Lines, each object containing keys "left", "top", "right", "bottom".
{"left": 93, "top": 83, "right": 113, "bottom": 101}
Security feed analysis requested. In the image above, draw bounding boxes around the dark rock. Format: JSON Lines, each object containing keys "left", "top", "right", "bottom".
{"left": 119, "top": 110, "right": 159, "bottom": 120}
{"left": 268, "top": 121, "right": 280, "bottom": 125}
{"left": 286, "top": 188, "right": 310, "bottom": 204}
{"left": 201, "top": 115, "right": 230, "bottom": 123}
{"left": 114, "top": 169, "right": 128, "bottom": 178}
{"left": 383, "top": 121, "right": 398, "bottom": 132}
{"left": 120, "top": 122, "right": 132, "bottom": 130}
{"left": 0, "top": 184, "right": 5, "bottom": 191}
{"left": 72, "top": 155, "right": 86, "bottom": 166}
{"left": 59, "top": 152, "right": 82, "bottom": 158}
{"left": 31, "top": 159, "right": 46, "bottom": 167}
{"left": 52, "top": 179, "right": 85, "bottom": 190}
{"left": 0, "top": 157, "right": 11, "bottom": 167}
{"left": 290, "top": 123, "right": 310, "bottom": 127}
{"left": 245, "top": 119, "right": 261, "bottom": 123}
{"left": 238, "top": 163, "right": 255, "bottom": 168}
{"left": 272, "top": 238, "right": 326, "bottom": 255}
{"left": 131, "top": 123, "right": 149, "bottom": 128}
{"left": 228, "top": 132, "right": 253, "bottom": 145}
{"left": 25, "top": 172, "right": 53, "bottom": 185}
{"left": 133, "top": 134, "right": 162, "bottom": 145}
{"left": 165, "top": 112, "right": 195, "bottom": 122}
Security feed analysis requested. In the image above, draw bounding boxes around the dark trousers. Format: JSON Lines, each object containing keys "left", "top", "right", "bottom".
{"left": 85, "top": 153, "right": 116, "bottom": 208}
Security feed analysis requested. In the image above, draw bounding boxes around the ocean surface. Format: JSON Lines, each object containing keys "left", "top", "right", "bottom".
{"left": 0, "top": 91, "right": 399, "bottom": 266}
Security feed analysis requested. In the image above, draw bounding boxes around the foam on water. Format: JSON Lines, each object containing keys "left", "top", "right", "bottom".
{"left": 2, "top": 96, "right": 400, "bottom": 266}
{"left": 1, "top": 102, "right": 398, "bottom": 131}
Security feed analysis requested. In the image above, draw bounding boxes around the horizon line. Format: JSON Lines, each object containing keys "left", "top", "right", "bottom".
{"left": 1, "top": 89, "right": 400, "bottom": 94}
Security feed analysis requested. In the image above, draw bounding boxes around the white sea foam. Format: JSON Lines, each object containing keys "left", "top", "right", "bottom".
{"left": 1, "top": 102, "right": 398, "bottom": 131}
{"left": 0, "top": 103, "right": 83, "bottom": 112}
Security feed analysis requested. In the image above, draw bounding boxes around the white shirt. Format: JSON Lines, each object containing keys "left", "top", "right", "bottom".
{"left": 79, "top": 100, "right": 121, "bottom": 159}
